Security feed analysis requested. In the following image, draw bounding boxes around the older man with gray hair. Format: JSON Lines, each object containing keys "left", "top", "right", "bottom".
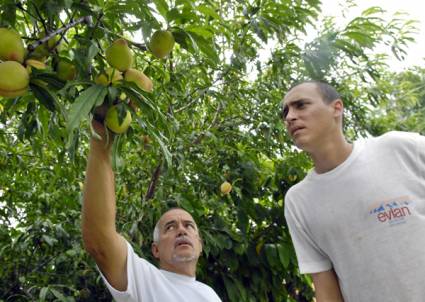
{"left": 81, "top": 119, "right": 221, "bottom": 301}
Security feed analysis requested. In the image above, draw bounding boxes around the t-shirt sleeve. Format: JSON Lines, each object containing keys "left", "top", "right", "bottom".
{"left": 384, "top": 131, "right": 425, "bottom": 179}
{"left": 97, "top": 241, "right": 142, "bottom": 302}
{"left": 284, "top": 191, "right": 332, "bottom": 274}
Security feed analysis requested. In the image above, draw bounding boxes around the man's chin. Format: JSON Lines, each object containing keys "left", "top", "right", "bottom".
{"left": 171, "top": 253, "right": 197, "bottom": 263}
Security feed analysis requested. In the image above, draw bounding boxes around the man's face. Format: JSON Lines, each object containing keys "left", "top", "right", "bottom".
{"left": 281, "top": 83, "right": 341, "bottom": 151}
{"left": 152, "top": 209, "right": 202, "bottom": 269}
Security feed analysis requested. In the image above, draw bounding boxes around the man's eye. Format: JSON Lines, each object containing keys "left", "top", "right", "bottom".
{"left": 281, "top": 108, "right": 288, "bottom": 119}
{"left": 166, "top": 225, "right": 174, "bottom": 231}
{"left": 186, "top": 223, "right": 195, "bottom": 229}
{"left": 296, "top": 102, "right": 305, "bottom": 108}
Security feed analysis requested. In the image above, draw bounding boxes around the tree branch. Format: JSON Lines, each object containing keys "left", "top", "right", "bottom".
{"left": 143, "top": 161, "right": 162, "bottom": 202}
{"left": 97, "top": 26, "right": 148, "bottom": 51}
{"left": 27, "top": 16, "right": 92, "bottom": 52}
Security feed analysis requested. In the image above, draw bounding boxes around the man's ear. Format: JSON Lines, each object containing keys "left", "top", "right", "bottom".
{"left": 152, "top": 242, "right": 160, "bottom": 259}
{"left": 332, "top": 99, "right": 344, "bottom": 118}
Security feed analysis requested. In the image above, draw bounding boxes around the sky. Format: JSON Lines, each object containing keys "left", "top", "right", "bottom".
{"left": 318, "top": 0, "right": 425, "bottom": 70}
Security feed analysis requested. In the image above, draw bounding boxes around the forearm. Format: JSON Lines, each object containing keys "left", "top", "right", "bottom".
{"left": 82, "top": 138, "right": 118, "bottom": 247}
{"left": 312, "top": 270, "right": 345, "bottom": 302}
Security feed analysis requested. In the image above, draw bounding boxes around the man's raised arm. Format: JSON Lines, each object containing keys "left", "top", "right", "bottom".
{"left": 81, "top": 121, "right": 128, "bottom": 291}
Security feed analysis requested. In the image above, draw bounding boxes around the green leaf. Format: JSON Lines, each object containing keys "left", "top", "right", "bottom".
{"left": 152, "top": 0, "right": 169, "bottom": 19}
{"left": 39, "top": 287, "right": 49, "bottom": 301}
{"left": 172, "top": 27, "right": 200, "bottom": 55}
{"left": 264, "top": 243, "right": 279, "bottom": 267}
{"left": 30, "top": 71, "right": 66, "bottom": 90}
{"left": 185, "top": 31, "right": 219, "bottom": 63}
{"left": 185, "top": 25, "right": 215, "bottom": 39}
{"left": 277, "top": 243, "right": 290, "bottom": 268}
{"left": 29, "top": 81, "right": 60, "bottom": 113}
{"left": 149, "top": 130, "right": 172, "bottom": 168}
{"left": 87, "top": 41, "right": 100, "bottom": 64}
{"left": 362, "top": 6, "right": 385, "bottom": 17}
{"left": 42, "top": 235, "right": 57, "bottom": 246}
{"left": 66, "top": 85, "right": 107, "bottom": 133}
{"left": 197, "top": 5, "right": 220, "bottom": 20}
{"left": 50, "top": 288, "right": 67, "bottom": 302}
{"left": 112, "top": 134, "right": 124, "bottom": 169}
{"left": 224, "top": 277, "right": 239, "bottom": 301}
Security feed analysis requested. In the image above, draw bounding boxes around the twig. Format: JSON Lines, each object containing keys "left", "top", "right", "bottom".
{"left": 15, "top": 2, "right": 38, "bottom": 21}
{"left": 27, "top": 16, "right": 92, "bottom": 52}
{"left": 144, "top": 161, "right": 162, "bottom": 201}
{"left": 192, "top": 102, "right": 222, "bottom": 145}
{"left": 206, "top": 102, "right": 222, "bottom": 130}
{"left": 89, "top": 12, "right": 104, "bottom": 40}
{"left": 175, "top": 69, "right": 228, "bottom": 113}
{"left": 31, "top": 2, "right": 48, "bottom": 34}
{"left": 97, "top": 26, "right": 147, "bottom": 51}
{"left": 174, "top": 4, "right": 261, "bottom": 114}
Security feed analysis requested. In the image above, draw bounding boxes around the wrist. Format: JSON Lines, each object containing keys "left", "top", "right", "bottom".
{"left": 89, "top": 138, "right": 112, "bottom": 158}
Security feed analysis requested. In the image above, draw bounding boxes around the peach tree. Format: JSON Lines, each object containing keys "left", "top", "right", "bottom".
{"left": 0, "top": 0, "right": 418, "bottom": 301}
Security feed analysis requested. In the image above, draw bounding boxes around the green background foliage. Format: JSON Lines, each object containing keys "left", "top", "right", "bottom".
{"left": 0, "top": 0, "right": 423, "bottom": 301}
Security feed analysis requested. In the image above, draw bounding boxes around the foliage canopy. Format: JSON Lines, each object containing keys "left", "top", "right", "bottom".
{"left": 0, "top": 0, "right": 422, "bottom": 301}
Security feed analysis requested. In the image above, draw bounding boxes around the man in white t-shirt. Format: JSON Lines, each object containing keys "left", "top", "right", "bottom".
{"left": 81, "top": 118, "right": 221, "bottom": 301}
{"left": 281, "top": 81, "right": 425, "bottom": 302}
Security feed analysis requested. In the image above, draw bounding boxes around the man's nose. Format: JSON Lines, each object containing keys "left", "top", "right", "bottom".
{"left": 176, "top": 223, "right": 187, "bottom": 236}
{"left": 285, "top": 107, "right": 296, "bottom": 123}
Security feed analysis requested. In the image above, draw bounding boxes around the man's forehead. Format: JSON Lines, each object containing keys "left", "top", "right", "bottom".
{"left": 159, "top": 209, "right": 196, "bottom": 225}
{"left": 283, "top": 83, "right": 319, "bottom": 105}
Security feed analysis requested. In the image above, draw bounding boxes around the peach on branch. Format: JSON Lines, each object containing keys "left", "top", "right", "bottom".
{"left": 95, "top": 68, "right": 123, "bottom": 86}
{"left": 124, "top": 68, "right": 153, "bottom": 92}
{"left": 220, "top": 181, "right": 232, "bottom": 195}
{"left": 56, "top": 59, "right": 76, "bottom": 81}
{"left": 105, "top": 39, "right": 133, "bottom": 71}
{"left": 149, "top": 30, "right": 175, "bottom": 59}
{"left": 0, "top": 28, "right": 25, "bottom": 63}
{"left": 0, "top": 61, "right": 29, "bottom": 98}
{"left": 105, "top": 104, "right": 132, "bottom": 134}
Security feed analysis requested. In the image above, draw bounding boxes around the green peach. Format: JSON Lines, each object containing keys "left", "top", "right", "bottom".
{"left": 105, "top": 105, "right": 132, "bottom": 134}
{"left": 124, "top": 68, "right": 153, "bottom": 92}
{"left": 0, "top": 61, "right": 29, "bottom": 98}
{"left": 105, "top": 39, "right": 133, "bottom": 71}
{"left": 0, "top": 28, "right": 25, "bottom": 63}
{"left": 149, "top": 30, "right": 175, "bottom": 59}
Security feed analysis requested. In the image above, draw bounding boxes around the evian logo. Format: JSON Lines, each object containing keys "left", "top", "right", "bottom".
{"left": 369, "top": 196, "right": 413, "bottom": 226}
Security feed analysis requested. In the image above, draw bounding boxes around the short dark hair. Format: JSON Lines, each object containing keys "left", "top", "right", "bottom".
{"left": 288, "top": 80, "right": 341, "bottom": 103}
{"left": 279, "top": 80, "right": 341, "bottom": 119}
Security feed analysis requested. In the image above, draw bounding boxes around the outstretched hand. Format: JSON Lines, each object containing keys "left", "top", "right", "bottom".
{"left": 91, "top": 104, "right": 114, "bottom": 149}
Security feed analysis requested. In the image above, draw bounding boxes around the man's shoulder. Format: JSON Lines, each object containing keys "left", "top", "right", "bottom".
{"left": 194, "top": 280, "right": 221, "bottom": 300}
{"left": 125, "top": 239, "right": 159, "bottom": 271}
{"left": 370, "top": 131, "right": 419, "bottom": 143}
{"left": 365, "top": 131, "right": 420, "bottom": 150}
{"left": 284, "top": 176, "right": 312, "bottom": 207}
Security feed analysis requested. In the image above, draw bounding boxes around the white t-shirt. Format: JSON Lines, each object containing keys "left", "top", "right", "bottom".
{"left": 99, "top": 241, "right": 222, "bottom": 302}
{"left": 284, "top": 131, "right": 425, "bottom": 302}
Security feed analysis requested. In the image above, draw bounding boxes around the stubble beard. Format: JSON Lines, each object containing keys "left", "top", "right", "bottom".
{"left": 171, "top": 253, "right": 198, "bottom": 263}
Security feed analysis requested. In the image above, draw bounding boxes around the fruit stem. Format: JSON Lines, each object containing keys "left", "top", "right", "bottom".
{"left": 97, "top": 26, "right": 148, "bottom": 51}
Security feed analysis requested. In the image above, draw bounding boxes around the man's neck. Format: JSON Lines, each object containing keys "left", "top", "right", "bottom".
{"left": 160, "top": 262, "right": 196, "bottom": 277}
{"left": 310, "top": 137, "right": 353, "bottom": 174}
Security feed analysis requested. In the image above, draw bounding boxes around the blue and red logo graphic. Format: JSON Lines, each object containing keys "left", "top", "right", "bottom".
{"left": 369, "top": 196, "right": 413, "bottom": 225}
